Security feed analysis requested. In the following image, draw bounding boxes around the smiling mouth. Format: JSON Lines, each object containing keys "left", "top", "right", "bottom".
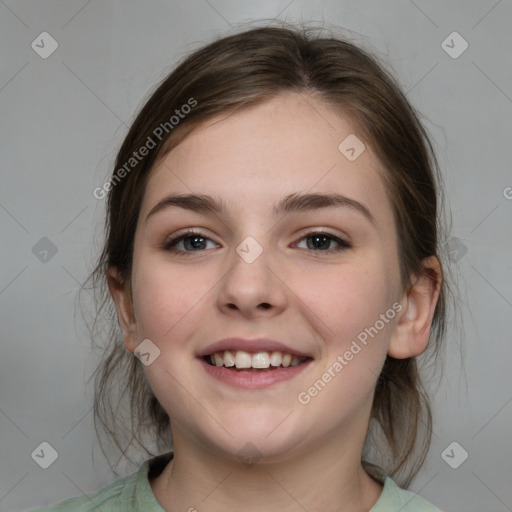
{"left": 203, "top": 350, "right": 311, "bottom": 372}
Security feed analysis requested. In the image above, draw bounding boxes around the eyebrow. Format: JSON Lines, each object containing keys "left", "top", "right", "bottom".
{"left": 145, "top": 192, "right": 376, "bottom": 226}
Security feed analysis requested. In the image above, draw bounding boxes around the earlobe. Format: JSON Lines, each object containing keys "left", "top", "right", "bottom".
{"left": 107, "top": 267, "right": 138, "bottom": 353}
{"left": 388, "top": 256, "right": 442, "bottom": 359}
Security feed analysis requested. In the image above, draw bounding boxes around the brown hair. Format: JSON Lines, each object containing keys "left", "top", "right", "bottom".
{"left": 85, "top": 23, "right": 448, "bottom": 487}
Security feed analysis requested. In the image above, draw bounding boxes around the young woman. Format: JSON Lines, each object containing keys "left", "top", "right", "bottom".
{"left": 33, "top": 24, "right": 447, "bottom": 511}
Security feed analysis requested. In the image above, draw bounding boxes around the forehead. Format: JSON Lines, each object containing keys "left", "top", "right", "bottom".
{"left": 140, "top": 93, "right": 394, "bottom": 225}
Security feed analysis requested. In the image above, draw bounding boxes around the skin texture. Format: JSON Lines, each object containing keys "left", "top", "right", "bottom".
{"left": 109, "top": 92, "right": 441, "bottom": 512}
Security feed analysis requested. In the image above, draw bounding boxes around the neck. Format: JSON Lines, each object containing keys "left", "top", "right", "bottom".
{"left": 150, "top": 424, "right": 383, "bottom": 512}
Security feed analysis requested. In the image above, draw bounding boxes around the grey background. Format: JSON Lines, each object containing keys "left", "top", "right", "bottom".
{"left": 1, "top": 1, "right": 511, "bottom": 511}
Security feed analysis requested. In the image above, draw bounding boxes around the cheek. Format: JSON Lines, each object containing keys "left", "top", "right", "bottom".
{"left": 128, "top": 260, "right": 214, "bottom": 428}
{"left": 303, "top": 259, "right": 397, "bottom": 344}
{"left": 130, "top": 258, "right": 211, "bottom": 343}
{"left": 299, "top": 257, "right": 397, "bottom": 400}
{"left": 294, "top": 264, "right": 396, "bottom": 416}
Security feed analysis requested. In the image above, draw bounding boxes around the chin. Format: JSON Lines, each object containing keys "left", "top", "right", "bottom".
{"left": 190, "top": 411, "right": 309, "bottom": 465}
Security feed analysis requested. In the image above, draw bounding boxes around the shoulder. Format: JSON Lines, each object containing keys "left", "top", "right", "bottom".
{"left": 378, "top": 477, "right": 441, "bottom": 512}
{"left": 363, "top": 462, "right": 443, "bottom": 512}
{"left": 376, "top": 476, "right": 443, "bottom": 511}
{"left": 27, "top": 472, "right": 138, "bottom": 512}
{"left": 28, "top": 452, "right": 172, "bottom": 512}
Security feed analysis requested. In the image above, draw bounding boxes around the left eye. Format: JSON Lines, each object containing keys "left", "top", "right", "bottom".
{"left": 295, "top": 232, "right": 351, "bottom": 253}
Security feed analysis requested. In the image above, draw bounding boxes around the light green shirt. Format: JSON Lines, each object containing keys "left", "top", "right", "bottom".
{"left": 29, "top": 452, "right": 442, "bottom": 511}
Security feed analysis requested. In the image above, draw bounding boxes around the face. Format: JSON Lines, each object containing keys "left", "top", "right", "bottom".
{"left": 115, "top": 93, "right": 408, "bottom": 463}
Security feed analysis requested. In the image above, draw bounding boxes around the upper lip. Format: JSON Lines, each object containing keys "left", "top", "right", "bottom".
{"left": 197, "top": 337, "right": 313, "bottom": 359}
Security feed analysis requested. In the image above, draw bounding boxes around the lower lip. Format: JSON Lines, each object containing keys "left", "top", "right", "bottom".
{"left": 198, "top": 358, "right": 312, "bottom": 389}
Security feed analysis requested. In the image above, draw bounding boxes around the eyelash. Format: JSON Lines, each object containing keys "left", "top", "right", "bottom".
{"left": 162, "top": 230, "right": 351, "bottom": 256}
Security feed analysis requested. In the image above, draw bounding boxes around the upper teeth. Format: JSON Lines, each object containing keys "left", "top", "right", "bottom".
{"left": 210, "top": 350, "right": 305, "bottom": 369}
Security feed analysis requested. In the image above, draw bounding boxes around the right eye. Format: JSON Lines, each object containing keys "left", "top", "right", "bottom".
{"left": 163, "top": 231, "right": 219, "bottom": 255}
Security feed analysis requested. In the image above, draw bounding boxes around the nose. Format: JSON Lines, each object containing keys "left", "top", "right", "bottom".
{"left": 216, "top": 240, "right": 288, "bottom": 319}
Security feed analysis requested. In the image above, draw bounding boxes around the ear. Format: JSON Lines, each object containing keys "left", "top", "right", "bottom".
{"left": 388, "top": 255, "right": 442, "bottom": 359}
{"left": 107, "top": 266, "right": 138, "bottom": 353}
